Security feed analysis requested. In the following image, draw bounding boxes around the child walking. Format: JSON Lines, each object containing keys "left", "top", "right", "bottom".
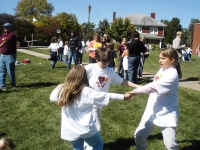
{"left": 63, "top": 41, "right": 69, "bottom": 65}
{"left": 127, "top": 48, "right": 179, "bottom": 150}
{"left": 50, "top": 65, "right": 132, "bottom": 150}
{"left": 48, "top": 36, "right": 59, "bottom": 68}
{"left": 84, "top": 47, "right": 140, "bottom": 150}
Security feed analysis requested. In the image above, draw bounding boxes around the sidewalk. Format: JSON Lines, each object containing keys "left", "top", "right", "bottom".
{"left": 17, "top": 48, "right": 200, "bottom": 91}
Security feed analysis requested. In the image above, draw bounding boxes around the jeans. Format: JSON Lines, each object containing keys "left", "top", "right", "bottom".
{"left": 57, "top": 47, "right": 63, "bottom": 61}
{"left": 138, "top": 57, "right": 146, "bottom": 77}
{"left": 135, "top": 120, "right": 178, "bottom": 150}
{"left": 67, "top": 49, "right": 77, "bottom": 69}
{"left": 64, "top": 55, "right": 68, "bottom": 64}
{"left": 123, "top": 70, "right": 128, "bottom": 80}
{"left": 57, "top": 52, "right": 63, "bottom": 61}
{"left": 50, "top": 51, "right": 57, "bottom": 67}
{"left": 128, "top": 56, "right": 140, "bottom": 83}
{"left": 71, "top": 132, "right": 103, "bottom": 150}
{"left": 0, "top": 53, "right": 16, "bottom": 87}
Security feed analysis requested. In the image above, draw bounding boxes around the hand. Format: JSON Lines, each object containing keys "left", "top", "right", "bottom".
{"left": 124, "top": 92, "right": 134, "bottom": 100}
{"left": 126, "top": 90, "right": 135, "bottom": 95}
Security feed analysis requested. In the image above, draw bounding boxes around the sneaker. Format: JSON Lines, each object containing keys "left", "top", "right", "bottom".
{"left": 0, "top": 87, "right": 6, "bottom": 91}
{"left": 12, "top": 87, "right": 17, "bottom": 90}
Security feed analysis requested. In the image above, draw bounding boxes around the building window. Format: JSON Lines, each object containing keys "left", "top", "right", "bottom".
{"left": 137, "top": 26, "right": 142, "bottom": 33}
{"left": 149, "top": 27, "right": 158, "bottom": 35}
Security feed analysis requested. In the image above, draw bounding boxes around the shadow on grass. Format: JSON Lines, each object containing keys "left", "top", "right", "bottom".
{"left": 103, "top": 133, "right": 162, "bottom": 150}
{"left": 17, "top": 82, "right": 59, "bottom": 88}
{"left": 148, "top": 133, "right": 163, "bottom": 140}
{"left": 179, "top": 139, "right": 200, "bottom": 150}
{"left": 179, "top": 77, "right": 200, "bottom": 82}
{"left": 104, "top": 137, "right": 135, "bottom": 150}
{"left": 0, "top": 132, "right": 7, "bottom": 137}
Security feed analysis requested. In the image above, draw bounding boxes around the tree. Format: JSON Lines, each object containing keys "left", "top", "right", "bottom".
{"left": 14, "top": 0, "right": 54, "bottom": 21}
{"left": 54, "top": 12, "right": 80, "bottom": 40}
{"left": 14, "top": 19, "right": 35, "bottom": 41}
{"left": 95, "top": 19, "right": 110, "bottom": 36}
{"left": 109, "top": 17, "right": 135, "bottom": 42}
{"left": 163, "top": 18, "right": 182, "bottom": 44}
{"left": 81, "top": 22, "right": 96, "bottom": 41}
{"left": 187, "top": 18, "right": 200, "bottom": 46}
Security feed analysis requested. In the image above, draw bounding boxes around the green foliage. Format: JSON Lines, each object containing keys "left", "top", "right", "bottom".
{"left": 53, "top": 12, "right": 80, "bottom": 40}
{"left": 163, "top": 18, "right": 182, "bottom": 44}
{"left": 13, "top": 19, "right": 35, "bottom": 41}
{"left": 109, "top": 17, "right": 135, "bottom": 42}
{"left": 151, "top": 44, "right": 160, "bottom": 51}
{"left": 14, "top": 0, "right": 54, "bottom": 21}
{"left": 95, "top": 19, "right": 110, "bottom": 37}
{"left": 186, "top": 18, "right": 200, "bottom": 46}
{"left": 80, "top": 22, "right": 96, "bottom": 41}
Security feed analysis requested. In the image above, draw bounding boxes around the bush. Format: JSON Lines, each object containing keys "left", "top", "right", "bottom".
{"left": 152, "top": 44, "right": 160, "bottom": 51}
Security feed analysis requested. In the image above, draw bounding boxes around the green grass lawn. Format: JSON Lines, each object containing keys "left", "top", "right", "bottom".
{"left": 0, "top": 50, "right": 200, "bottom": 149}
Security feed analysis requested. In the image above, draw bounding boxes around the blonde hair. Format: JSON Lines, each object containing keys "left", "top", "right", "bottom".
{"left": 159, "top": 48, "right": 178, "bottom": 66}
{"left": 176, "top": 31, "right": 182, "bottom": 36}
{"left": 65, "top": 41, "right": 69, "bottom": 45}
{"left": 121, "top": 38, "right": 127, "bottom": 44}
{"left": 140, "top": 36, "right": 146, "bottom": 43}
{"left": 57, "top": 65, "right": 90, "bottom": 106}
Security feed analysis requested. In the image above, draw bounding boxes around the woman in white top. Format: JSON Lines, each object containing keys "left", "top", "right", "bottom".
{"left": 50, "top": 65, "right": 132, "bottom": 150}
{"left": 128, "top": 48, "right": 179, "bottom": 150}
{"left": 48, "top": 36, "right": 59, "bottom": 68}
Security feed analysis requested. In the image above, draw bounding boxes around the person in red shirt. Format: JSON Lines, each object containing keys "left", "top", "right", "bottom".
{"left": 0, "top": 23, "right": 17, "bottom": 90}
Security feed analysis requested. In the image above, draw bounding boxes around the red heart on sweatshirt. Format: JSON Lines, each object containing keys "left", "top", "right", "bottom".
{"left": 98, "top": 76, "right": 105, "bottom": 84}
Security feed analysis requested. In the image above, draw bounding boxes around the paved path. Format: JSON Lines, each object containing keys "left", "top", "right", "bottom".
{"left": 17, "top": 48, "right": 200, "bottom": 91}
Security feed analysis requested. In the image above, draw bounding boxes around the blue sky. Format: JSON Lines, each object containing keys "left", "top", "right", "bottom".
{"left": 1, "top": 0, "right": 199, "bottom": 28}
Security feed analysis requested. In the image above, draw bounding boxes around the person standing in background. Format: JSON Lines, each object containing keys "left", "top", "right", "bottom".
{"left": 172, "top": 31, "right": 186, "bottom": 79}
{"left": 0, "top": 23, "right": 17, "bottom": 91}
{"left": 48, "top": 36, "right": 59, "bottom": 69}
{"left": 128, "top": 31, "right": 146, "bottom": 83}
{"left": 88, "top": 33, "right": 102, "bottom": 64}
{"left": 78, "top": 40, "right": 85, "bottom": 65}
{"left": 57, "top": 36, "right": 64, "bottom": 61}
{"left": 67, "top": 31, "right": 78, "bottom": 69}
{"left": 117, "top": 38, "right": 127, "bottom": 76}
{"left": 63, "top": 41, "right": 69, "bottom": 65}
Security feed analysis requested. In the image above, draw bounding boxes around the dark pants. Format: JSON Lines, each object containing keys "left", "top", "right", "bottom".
{"left": 89, "top": 56, "right": 96, "bottom": 64}
{"left": 128, "top": 55, "right": 140, "bottom": 83}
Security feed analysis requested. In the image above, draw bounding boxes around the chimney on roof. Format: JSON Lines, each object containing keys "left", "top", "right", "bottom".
{"left": 113, "top": 12, "right": 116, "bottom": 21}
{"left": 151, "top": 13, "right": 155, "bottom": 19}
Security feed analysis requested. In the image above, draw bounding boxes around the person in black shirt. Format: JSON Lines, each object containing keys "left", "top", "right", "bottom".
{"left": 127, "top": 31, "right": 146, "bottom": 83}
{"left": 67, "top": 31, "right": 78, "bottom": 69}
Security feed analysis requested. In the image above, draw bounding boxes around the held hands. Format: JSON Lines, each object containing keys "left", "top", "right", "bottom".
{"left": 124, "top": 92, "right": 135, "bottom": 100}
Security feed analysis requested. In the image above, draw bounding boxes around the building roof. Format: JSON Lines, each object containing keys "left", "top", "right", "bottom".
{"left": 125, "top": 14, "right": 167, "bottom": 27}
{"left": 140, "top": 33, "right": 164, "bottom": 39}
